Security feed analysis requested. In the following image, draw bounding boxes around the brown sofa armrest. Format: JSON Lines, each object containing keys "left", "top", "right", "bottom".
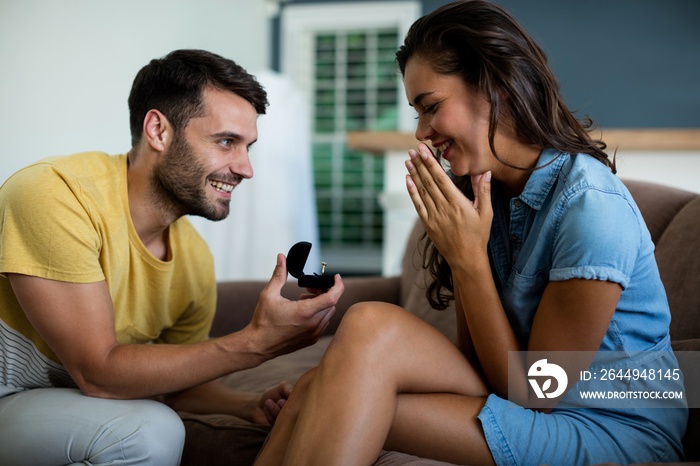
{"left": 326, "top": 276, "right": 402, "bottom": 334}
{"left": 211, "top": 275, "right": 401, "bottom": 338}
{"left": 211, "top": 280, "right": 269, "bottom": 338}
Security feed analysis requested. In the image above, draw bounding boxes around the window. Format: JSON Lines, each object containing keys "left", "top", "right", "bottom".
{"left": 281, "top": 1, "right": 419, "bottom": 273}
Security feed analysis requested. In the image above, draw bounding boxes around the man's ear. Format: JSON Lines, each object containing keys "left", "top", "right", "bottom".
{"left": 142, "top": 109, "right": 172, "bottom": 152}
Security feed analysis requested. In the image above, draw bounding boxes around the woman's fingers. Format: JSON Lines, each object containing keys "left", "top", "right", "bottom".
{"left": 414, "top": 144, "right": 448, "bottom": 192}
{"left": 405, "top": 143, "right": 452, "bottom": 215}
{"left": 406, "top": 152, "right": 436, "bottom": 220}
{"left": 406, "top": 171, "right": 429, "bottom": 222}
{"left": 471, "top": 171, "right": 493, "bottom": 223}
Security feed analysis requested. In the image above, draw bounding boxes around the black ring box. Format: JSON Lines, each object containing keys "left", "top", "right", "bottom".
{"left": 286, "top": 241, "right": 334, "bottom": 291}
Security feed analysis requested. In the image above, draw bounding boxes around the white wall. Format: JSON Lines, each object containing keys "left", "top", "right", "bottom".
{"left": 615, "top": 151, "right": 700, "bottom": 194}
{"left": 0, "top": 0, "right": 270, "bottom": 184}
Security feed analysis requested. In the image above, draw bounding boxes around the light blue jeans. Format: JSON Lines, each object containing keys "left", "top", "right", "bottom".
{"left": 0, "top": 387, "right": 185, "bottom": 466}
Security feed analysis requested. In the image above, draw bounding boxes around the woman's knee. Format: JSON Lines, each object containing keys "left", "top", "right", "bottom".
{"left": 328, "top": 302, "right": 416, "bottom": 367}
{"left": 336, "top": 302, "right": 412, "bottom": 344}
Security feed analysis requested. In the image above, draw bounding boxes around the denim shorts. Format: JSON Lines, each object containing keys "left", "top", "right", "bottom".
{"left": 478, "top": 393, "right": 687, "bottom": 466}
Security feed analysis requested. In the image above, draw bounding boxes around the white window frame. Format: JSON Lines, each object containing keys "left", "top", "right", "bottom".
{"left": 281, "top": 1, "right": 420, "bottom": 274}
{"left": 281, "top": 1, "right": 419, "bottom": 133}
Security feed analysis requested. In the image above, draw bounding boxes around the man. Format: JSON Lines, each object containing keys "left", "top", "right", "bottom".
{"left": 0, "top": 49, "right": 343, "bottom": 465}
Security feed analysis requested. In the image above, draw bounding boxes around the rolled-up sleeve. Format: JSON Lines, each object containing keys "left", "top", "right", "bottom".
{"left": 550, "top": 187, "right": 641, "bottom": 289}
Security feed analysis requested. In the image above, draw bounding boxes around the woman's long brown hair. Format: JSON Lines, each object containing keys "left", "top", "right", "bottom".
{"left": 396, "top": 0, "right": 614, "bottom": 309}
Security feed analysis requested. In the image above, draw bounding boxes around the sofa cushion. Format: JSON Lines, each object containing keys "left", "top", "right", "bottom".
{"left": 655, "top": 197, "right": 700, "bottom": 341}
{"left": 221, "top": 336, "right": 332, "bottom": 391}
{"left": 400, "top": 220, "right": 425, "bottom": 309}
{"left": 671, "top": 339, "right": 700, "bottom": 461}
{"left": 683, "top": 407, "right": 700, "bottom": 462}
{"left": 400, "top": 221, "right": 457, "bottom": 342}
{"left": 180, "top": 413, "right": 268, "bottom": 466}
{"left": 402, "top": 271, "right": 457, "bottom": 343}
{"left": 623, "top": 179, "right": 696, "bottom": 245}
{"left": 375, "top": 450, "right": 464, "bottom": 465}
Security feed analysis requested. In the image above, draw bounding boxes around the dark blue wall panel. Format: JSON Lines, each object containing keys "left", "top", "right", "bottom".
{"left": 279, "top": 0, "right": 700, "bottom": 127}
{"left": 424, "top": 0, "right": 700, "bottom": 127}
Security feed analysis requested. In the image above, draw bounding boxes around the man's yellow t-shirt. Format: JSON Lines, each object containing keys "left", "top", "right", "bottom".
{"left": 0, "top": 152, "right": 216, "bottom": 392}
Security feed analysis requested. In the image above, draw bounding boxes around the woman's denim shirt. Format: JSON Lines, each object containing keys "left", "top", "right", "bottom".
{"left": 489, "top": 149, "right": 671, "bottom": 354}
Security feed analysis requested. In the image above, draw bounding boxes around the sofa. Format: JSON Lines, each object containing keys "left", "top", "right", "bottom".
{"left": 178, "top": 179, "right": 700, "bottom": 466}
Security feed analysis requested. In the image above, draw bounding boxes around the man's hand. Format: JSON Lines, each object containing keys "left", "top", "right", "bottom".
{"left": 163, "top": 379, "right": 293, "bottom": 425}
{"left": 245, "top": 254, "right": 344, "bottom": 360}
{"left": 256, "top": 382, "right": 293, "bottom": 426}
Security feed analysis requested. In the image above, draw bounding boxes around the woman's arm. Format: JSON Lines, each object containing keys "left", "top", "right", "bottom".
{"left": 453, "top": 288, "right": 477, "bottom": 363}
{"left": 406, "top": 144, "right": 521, "bottom": 396}
{"left": 450, "top": 256, "right": 522, "bottom": 398}
{"left": 405, "top": 143, "right": 622, "bottom": 404}
{"left": 454, "top": 273, "right": 620, "bottom": 404}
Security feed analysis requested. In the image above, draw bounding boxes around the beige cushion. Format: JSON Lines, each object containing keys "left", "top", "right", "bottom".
{"left": 400, "top": 221, "right": 457, "bottom": 343}
{"left": 221, "top": 337, "right": 332, "bottom": 390}
{"left": 655, "top": 197, "right": 700, "bottom": 341}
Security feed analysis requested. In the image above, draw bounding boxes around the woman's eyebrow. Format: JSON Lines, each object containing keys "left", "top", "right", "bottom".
{"left": 411, "top": 91, "right": 435, "bottom": 107}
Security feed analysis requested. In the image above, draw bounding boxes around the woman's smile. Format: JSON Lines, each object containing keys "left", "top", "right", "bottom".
{"left": 435, "top": 139, "right": 454, "bottom": 160}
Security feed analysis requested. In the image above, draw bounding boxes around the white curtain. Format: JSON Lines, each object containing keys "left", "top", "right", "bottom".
{"left": 189, "top": 70, "right": 321, "bottom": 281}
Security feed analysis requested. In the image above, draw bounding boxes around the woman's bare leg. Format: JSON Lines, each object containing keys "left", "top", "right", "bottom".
{"left": 385, "top": 393, "right": 493, "bottom": 465}
{"left": 255, "top": 302, "right": 495, "bottom": 466}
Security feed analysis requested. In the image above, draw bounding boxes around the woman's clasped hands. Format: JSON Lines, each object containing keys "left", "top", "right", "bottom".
{"left": 405, "top": 141, "right": 493, "bottom": 269}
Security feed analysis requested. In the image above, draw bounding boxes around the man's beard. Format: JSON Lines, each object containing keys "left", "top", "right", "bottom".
{"left": 150, "top": 133, "right": 238, "bottom": 221}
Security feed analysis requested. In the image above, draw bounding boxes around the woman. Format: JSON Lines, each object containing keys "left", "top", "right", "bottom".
{"left": 254, "top": 1, "right": 687, "bottom": 464}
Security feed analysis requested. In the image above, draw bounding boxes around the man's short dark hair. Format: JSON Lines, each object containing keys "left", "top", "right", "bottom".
{"left": 128, "top": 49, "right": 268, "bottom": 146}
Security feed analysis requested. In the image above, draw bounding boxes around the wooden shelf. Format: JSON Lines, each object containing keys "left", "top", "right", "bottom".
{"left": 347, "top": 129, "right": 700, "bottom": 153}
